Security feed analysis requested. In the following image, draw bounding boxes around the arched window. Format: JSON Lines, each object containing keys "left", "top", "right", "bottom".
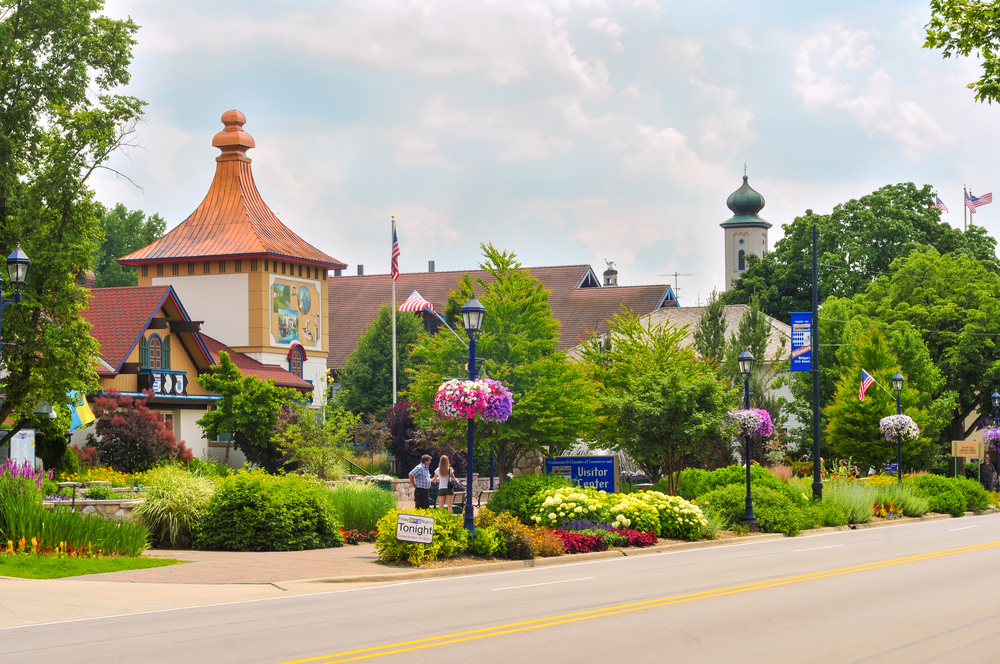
{"left": 290, "top": 347, "right": 303, "bottom": 378}
{"left": 738, "top": 250, "right": 746, "bottom": 272}
{"left": 148, "top": 334, "right": 163, "bottom": 370}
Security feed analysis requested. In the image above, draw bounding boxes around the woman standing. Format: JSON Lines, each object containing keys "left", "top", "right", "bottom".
{"left": 434, "top": 455, "right": 457, "bottom": 511}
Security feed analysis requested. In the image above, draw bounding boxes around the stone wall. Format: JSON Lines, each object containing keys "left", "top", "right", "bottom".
{"left": 513, "top": 447, "right": 546, "bottom": 477}
{"left": 388, "top": 475, "right": 499, "bottom": 503}
{"left": 43, "top": 499, "right": 140, "bottom": 520}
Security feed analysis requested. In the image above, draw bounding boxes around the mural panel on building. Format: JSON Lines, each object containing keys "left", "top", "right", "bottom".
{"left": 270, "top": 274, "right": 321, "bottom": 349}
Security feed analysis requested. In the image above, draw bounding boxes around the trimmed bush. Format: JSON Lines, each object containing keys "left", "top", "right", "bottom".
{"left": 695, "top": 484, "right": 807, "bottom": 536}
{"left": 488, "top": 474, "right": 574, "bottom": 525}
{"left": 133, "top": 466, "right": 214, "bottom": 549}
{"left": 477, "top": 508, "right": 534, "bottom": 559}
{"left": 469, "top": 525, "right": 503, "bottom": 557}
{"left": 953, "top": 477, "right": 990, "bottom": 512}
{"left": 60, "top": 445, "right": 81, "bottom": 476}
{"left": 906, "top": 475, "right": 967, "bottom": 516}
{"left": 675, "top": 468, "right": 708, "bottom": 500}
{"left": 328, "top": 481, "right": 398, "bottom": 532}
{"left": 631, "top": 491, "right": 707, "bottom": 540}
{"left": 679, "top": 464, "right": 809, "bottom": 508}
{"left": 83, "top": 485, "right": 118, "bottom": 500}
{"left": 375, "top": 508, "right": 468, "bottom": 566}
{"left": 193, "top": 470, "right": 344, "bottom": 551}
{"left": 606, "top": 493, "right": 660, "bottom": 533}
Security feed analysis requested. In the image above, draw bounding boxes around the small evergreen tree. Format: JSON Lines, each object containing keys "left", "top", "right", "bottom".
{"left": 693, "top": 289, "right": 727, "bottom": 363}
{"left": 336, "top": 304, "right": 424, "bottom": 419}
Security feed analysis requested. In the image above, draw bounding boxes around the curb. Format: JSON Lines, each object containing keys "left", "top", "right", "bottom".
{"left": 304, "top": 511, "right": 997, "bottom": 584}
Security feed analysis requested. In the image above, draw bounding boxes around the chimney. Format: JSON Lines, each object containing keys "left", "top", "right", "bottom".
{"left": 357, "top": 265, "right": 364, "bottom": 276}
{"left": 334, "top": 269, "right": 342, "bottom": 277}
{"left": 428, "top": 260, "right": 435, "bottom": 273}
{"left": 603, "top": 260, "right": 618, "bottom": 287}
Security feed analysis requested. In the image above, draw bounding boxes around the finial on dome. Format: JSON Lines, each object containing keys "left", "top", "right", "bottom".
{"left": 212, "top": 109, "right": 255, "bottom": 161}
{"left": 726, "top": 170, "right": 765, "bottom": 216}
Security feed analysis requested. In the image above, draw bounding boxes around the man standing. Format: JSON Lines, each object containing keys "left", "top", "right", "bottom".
{"left": 409, "top": 454, "right": 433, "bottom": 509}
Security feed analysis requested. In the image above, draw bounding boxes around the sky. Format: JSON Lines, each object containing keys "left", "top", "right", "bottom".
{"left": 93, "top": 0, "right": 1000, "bottom": 305}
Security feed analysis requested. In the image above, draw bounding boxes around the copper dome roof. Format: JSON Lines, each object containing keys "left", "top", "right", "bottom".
{"left": 119, "top": 111, "right": 346, "bottom": 269}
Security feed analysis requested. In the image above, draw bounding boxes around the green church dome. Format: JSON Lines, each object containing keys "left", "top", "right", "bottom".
{"left": 721, "top": 174, "right": 771, "bottom": 229}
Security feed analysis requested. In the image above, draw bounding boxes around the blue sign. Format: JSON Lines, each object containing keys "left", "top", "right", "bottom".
{"left": 545, "top": 456, "right": 619, "bottom": 492}
{"left": 790, "top": 311, "right": 812, "bottom": 372}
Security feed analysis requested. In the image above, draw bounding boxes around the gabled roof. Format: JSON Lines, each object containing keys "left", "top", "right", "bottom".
{"left": 327, "top": 264, "right": 673, "bottom": 370}
{"left": 118, "top": 110, "right": 346, "bottom": 270}
{"left": 82, "top": 286, "right": 213, "bottom": 373}
{"left": 200, "top": 335, "right": 313, "bottom": 391}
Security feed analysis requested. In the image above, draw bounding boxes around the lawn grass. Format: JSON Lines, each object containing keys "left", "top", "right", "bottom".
{"left": 0, "top": 555, "right": 182, "bottom": 579}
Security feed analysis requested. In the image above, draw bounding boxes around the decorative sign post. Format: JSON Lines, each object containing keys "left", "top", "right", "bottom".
{"left": 789, "top": 311, "right": 812, "bottom": 372}
{"left": 10, "top": 429, "right": 35, "bottom": 465}
{"left": 395, "top": 513, "right": 435, "bottom": 544}
{"left": 545, "top": 456, "right": 619, "bottom": 492}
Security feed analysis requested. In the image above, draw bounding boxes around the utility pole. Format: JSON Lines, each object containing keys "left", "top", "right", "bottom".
{"left": 812, "top": 225, "right": 822, "bottom": 500}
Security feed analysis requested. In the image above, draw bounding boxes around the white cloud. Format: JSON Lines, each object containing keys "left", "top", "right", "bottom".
{"left": 589, "top": 16, "right": 626, "bottom": 51}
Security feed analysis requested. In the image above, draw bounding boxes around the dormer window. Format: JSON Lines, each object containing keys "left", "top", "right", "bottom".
{"left": 148, "top": 334, "right": 163, "bottom": 370}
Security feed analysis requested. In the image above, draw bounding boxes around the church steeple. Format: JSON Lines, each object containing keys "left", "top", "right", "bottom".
{"left": 721, "top": 169, "right": 771, "bottom": 291}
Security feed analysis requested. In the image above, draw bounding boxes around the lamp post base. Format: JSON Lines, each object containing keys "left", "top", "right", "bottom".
{"left": 740, "top": 512, "right": 759, "bottom": 531}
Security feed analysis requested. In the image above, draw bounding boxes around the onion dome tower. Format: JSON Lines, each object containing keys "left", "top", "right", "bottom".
{"left": 720, "top": 171, "right": 771, "bottom": 291}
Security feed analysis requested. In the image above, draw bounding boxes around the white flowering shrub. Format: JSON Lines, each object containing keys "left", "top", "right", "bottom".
{"left": 606, "top": 493, "right": 660, "bottom": 532}
{"left": 632, "top": 491, "right": 707, "bottom": 540}
{"left": 530, "top": 487, "right": 606, "bottom": 527}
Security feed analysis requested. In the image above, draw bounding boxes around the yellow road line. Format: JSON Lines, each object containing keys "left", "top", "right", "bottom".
{"left": 281, "top": 540, "right": 1000, "bottom": 664}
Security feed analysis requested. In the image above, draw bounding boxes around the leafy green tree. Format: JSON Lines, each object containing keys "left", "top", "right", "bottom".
{"left": 336, "top": 304, "right": 424, "bottom": 419}
{"left": 723, "top": 183, "right": 998, "bottom": 322}
{"left": 925, "top": 0, "right": 1000, "bottom": 103}
{"left": 824, "top": 326, "right": 954, "bottom": 471}
{"left": 580, "top": 309, "right": 737, "bottom": 492}
{"left": 406, "top": 245, "right": 600, "bottom": 480}
{"left": 693, "top": 289, "right": 727, "bottom": 363}
{"left": 0, "top": 0, "right": 145, "bottom": 440}
{"left": 197, "top": 352, "right": 298, "bottom": 473}
{"left": 273, "top": 403, "right": 358, "bottom": 478}
{"left": 93, "top": 204, "right": 165, "bottom": 287}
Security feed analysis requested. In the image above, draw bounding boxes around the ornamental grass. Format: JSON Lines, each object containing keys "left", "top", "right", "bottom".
{"left": 132, "top": 466, "right": 214, "bottom": 549}
{"left": 328, "top": 480, "right": 398, "bottom": 532}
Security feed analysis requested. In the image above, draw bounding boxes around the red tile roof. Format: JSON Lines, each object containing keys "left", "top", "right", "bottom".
{"left": 83, "top": 286, "right": 174, "bottom": 371}
{"left": 118, "top": 110, "right": 346, "bottom": 270}
{"left": 326, "top": 265, "right": 671, "bottom": 369}
{"left": 200, "top": 335, "right": 313, "bottom": 391}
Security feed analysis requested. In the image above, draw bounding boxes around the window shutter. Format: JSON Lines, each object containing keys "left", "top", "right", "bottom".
{"left": 163, "top": 335, "right": 171, "bottom": 370}
{"left": 140, "top": 337, "right": 148, "bottom": 368}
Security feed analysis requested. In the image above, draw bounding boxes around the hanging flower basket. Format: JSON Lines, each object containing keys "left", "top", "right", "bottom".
{"left": 434, "top": 378, "right": 512, "bottom": 422}
{"left": 727, "top": 408, "right": 774, "bottom": 440}
{"left": 879, "top": 414, "right": 920, "bottom": 443}
{"left": 983, "top": 428, "right": 1000, "bottom": 451}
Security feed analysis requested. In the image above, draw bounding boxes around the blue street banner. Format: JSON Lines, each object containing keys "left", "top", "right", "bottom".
{"left": 790, "top": 311, "right": 812, "bottom": 372}
{"left": 545, "top": 456, "right": 619, "bottom": 492}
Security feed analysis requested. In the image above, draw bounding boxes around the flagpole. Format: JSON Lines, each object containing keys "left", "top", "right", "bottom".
{"left": 964, "top": 185, "right": 967, "bottom": 233}
{"left": 391, "top": 216, "right": 397, "bottom": 405}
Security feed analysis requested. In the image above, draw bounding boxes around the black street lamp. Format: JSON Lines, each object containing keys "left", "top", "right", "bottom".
{"left": 738, "top": 350, "right": 757, "bottom": 530}
{"left": 461, "top": 297, "right": 485, "bottom": 534}
{"left": 0, "top": 245, "right": 30, "bottom": 349}
{"left": 892, "top": 372, "right": 905, "bottom": 487}
{"left": 991, "top": 391, "right": 1000, "bottom": 474}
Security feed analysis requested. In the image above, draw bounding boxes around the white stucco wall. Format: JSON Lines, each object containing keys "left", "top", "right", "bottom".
{"left": 152, "top": 273, "right": 249, "bottom": 347}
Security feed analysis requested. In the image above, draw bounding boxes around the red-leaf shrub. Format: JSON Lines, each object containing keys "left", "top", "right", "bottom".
{"left": 620, "top": 530, "right": 657, "bottom": 547}
{"left": 551, "top": 530, "right": 606, "bottom": 553}
{"left": 88, "top": 390, "right": 190, "bottom": 472}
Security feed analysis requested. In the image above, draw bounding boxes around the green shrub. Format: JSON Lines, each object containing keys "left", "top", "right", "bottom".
{"left": 193, "top": 470, "right": 344, "bottom": 551}
{"left": 469, "top": 525, "right": 503, "bottom": 557}
{"left": 682, "top": 465, "right": 808, "bottom": 507}
{"left": 873, "top": 484, "right": 929, "bottom": 517}
{"left": 477, "top": 507, "right": 534, "bottom": 559}
{"left": 187, "top": 457, "right": 232, "bottom": 479}
{"left": 60, "top": 445, "right": 81, "bottom": 475}
{"left": 328, "top": 481, "right": 398, "bottom": 532}
{"left": 823, "top": 484, "right": 874, "bottom": 524}
{"left": 374, "top": 508, "right": 468, "bottom": 566}
{"left": 524, "top": 528, "right": 566, "bottom": 557}
{"left": 906, "top": 475, "right": 967, "bottom": 516}
{"left": 606, "top": 493, "right": 660, "bottom": 533}
{"left": 42, "top": 478, "right": 59, "bottom": 497}
{"left": 953, "top": 477, "right": 989, "bottom": 512}
{"left": 488, "top": 474, "right": 574, "bottom": 525}
{"left": 132, "top": 466, "right": 214, "bottom": 549}
{"left": 83, "top": 485, "right": 118, "bottom": 500}
{"left": 632, "top": 491, "right": 707, "bottom": 540}
{"left": 695, "top": 484, "right": 807, "bottom": 536}
{"left": 675, "top": 468, "right": 708, "bottom": 500}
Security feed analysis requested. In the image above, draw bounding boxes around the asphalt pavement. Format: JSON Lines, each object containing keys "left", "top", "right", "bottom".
{"left": 3, "top": 513, "right": 1000, "bottom": 663}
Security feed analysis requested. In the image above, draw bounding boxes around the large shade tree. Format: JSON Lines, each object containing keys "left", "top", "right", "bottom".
{"left": 0, "top": 0, "right": 145, "bottom": 440}
{"left": 925, "top": 0, "right": 1000, "bottom": 103}
{"left": 580, "top": 309, "right": 736, "bottom": 493}
{"left": 93, "top": 204, "right": 165, "bottom": 287}
{"left": 405, "top": 245, "right": 599, "bottom": 480}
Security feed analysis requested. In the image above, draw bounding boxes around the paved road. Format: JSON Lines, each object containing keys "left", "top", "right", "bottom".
{"left": 4, "top": 514, "right": 1000, "bottom": 663}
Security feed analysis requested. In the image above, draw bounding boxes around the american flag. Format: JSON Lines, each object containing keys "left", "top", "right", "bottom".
{"left": 391, "top": 227, "right": 400, "bottom": 281}
{"left": 966, "top": 190, "right": 993, "bottom": 214}
{"left": 859, "top": 369, "right": 875, "bottom": 402}
{"left": 934, "top": 196, "right": 948, "bottom": 212}
{"left": 398, "top": 290, "right": 435, "bottom": 313}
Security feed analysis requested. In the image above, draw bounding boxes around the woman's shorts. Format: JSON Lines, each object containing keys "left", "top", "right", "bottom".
{"left": 437, "top": 487, "right": 454, "bottom": 496}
